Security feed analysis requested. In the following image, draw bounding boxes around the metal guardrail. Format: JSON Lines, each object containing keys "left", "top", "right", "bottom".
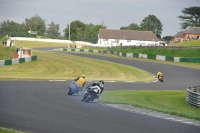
{"left": 186, "top": 86, "right": 200, "bottom": 108}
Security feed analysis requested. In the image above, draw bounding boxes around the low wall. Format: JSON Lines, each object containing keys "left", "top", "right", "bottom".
{"left": 0, "top": 55, "right": 37, "bottom": 66}
{"left": 54, "top": 48, "right": 200, "bottom": 63}
{"left": 10, "top": 37, "right": 93, "bottom": 46}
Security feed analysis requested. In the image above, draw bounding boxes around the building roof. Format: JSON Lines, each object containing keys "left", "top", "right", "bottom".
{"left": 185, "top": 27, "right": 200, "bottom": 34}
{"left": 98, "top": 29, "right": 160, "bottom": 41}
{"left": 173, "top": 27, "right": 200, "bottom": 38}
{"left": 173, "top": 30, "right": 186, "bottom": 38}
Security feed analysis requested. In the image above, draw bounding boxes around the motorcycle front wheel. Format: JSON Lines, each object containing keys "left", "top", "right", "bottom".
{"left": 85, "top": 92, "right": 96, "bottom": 102}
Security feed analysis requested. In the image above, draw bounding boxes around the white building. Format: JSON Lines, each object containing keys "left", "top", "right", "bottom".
{"left": 96, "top": 29, "right": 161, "bottom": 47}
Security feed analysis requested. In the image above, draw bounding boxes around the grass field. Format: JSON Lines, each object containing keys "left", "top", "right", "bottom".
{"left": 170, "top": 40, "right": 200, "bottom": 46}
{"left": 0, "top": 127, "right": 25, "bottom": 133}
{"left": 109, "top": 47, "right": 200, "bottom": 58}
{"left": 0, "top": 45, "right": 16, "bottom": 60}
{"left": 99, "top": 90, "right": 200, "bottom": 120}
{"left": 0, "top": 50, "right": 154, "bottom": 81}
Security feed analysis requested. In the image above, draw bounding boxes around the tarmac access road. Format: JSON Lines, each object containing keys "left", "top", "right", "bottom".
{"left": 0, "top": 47, "right": 199, "bottom": 133}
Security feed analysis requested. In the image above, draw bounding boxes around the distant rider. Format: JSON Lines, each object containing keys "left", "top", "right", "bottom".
{"left": 81, "top": 80, "right": 104, "bottom": 101}
{"left": 157, "top": 71, "right": 163, "bottom": 80}
{"left": 69, "top": 74, "right": 86, "bottom": 92}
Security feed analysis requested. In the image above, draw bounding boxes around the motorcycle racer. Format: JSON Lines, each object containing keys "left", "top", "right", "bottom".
{"left": 81, "top": 80, "right": 104, "bottom": 101}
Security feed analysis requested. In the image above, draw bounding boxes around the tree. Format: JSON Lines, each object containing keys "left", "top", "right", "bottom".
{"left": 140, "top": 15, "right": 163, "bottom": 39}
{"left": 162, "top": 36, "right": 172, "bottom": 41}
{"left": 64, "top": 20, "right": 88, "bottom": 41}
{"left": 178, "top": 6, "right": 200, "bottom": 29}
{"left": 86, "top": 24, "right": 106, "bottom": 43}
{"left": 25, "top": 14, "right": 46, "bottom": 36}
{"left": 46, "top": 21, "right": 61, "bottom": 39}
{"left": 120, "top": 23, "right": 141, "bottom": 30}
{"left": 64, "top": 20, "right": 107, "bottom": 43}
{"left": 0, "top": 20, "right": 24, "bottom": 37}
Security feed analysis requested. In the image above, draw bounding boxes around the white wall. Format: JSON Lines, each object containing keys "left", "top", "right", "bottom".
{"left": 10, "top": 37, "right": 95, "bottom": 46}
{"left": 11, "top": 37, "right": 73, "bottom": 43}
{"left": 97, "top": 38, "right": 161, "bottom": 47}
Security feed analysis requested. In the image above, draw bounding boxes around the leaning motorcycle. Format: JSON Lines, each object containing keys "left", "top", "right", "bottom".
{"left": 68, "top": 81, "right": 81, "bottom": 95}
{"left": 82, "top": 86, "right": 101, "bottom": 102}
{"left": 158, "top": 76, "right": 164, "bottom": 82}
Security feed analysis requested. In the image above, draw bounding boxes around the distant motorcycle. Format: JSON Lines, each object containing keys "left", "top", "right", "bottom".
{"left": 82, "top": 86, "right": 101, "bottom": 102}
{"left": 158, "top": 76, "right": 164, "bottom": 82}
{"left": 68, "top": 81, "right": 82, "bottom": 95}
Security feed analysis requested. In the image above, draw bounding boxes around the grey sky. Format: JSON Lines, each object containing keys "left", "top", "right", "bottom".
{"left": 0, "top": 0, "right": 200, "bottom": 37}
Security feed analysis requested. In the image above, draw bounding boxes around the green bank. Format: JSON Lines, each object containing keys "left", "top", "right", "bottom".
{"left": 99, "top": 90, "right": 200, "bottom": 120}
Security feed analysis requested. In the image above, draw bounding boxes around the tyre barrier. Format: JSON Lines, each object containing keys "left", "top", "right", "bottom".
{"left": 186, "top": 86, "right": 200, "bottom": 108}
{"left": 0, "top": 55, "right": 37, "bottom": 66}
{"left": 54, "top": 48, "right": 200, "bottom": 63}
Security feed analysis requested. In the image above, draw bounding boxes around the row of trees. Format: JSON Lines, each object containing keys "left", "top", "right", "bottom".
{"left": 120, "top": 15, "right": 163, "bottom": 38}
{"left": 0, "top": 14, "right": 106, "bottom": 43}
{"left": 0, "top": 6, "right": 199, "bottom": 42}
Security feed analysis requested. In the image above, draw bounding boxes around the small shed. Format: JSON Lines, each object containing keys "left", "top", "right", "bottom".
{"left": 15, "top": 48, "right": 32, "bottom": 58}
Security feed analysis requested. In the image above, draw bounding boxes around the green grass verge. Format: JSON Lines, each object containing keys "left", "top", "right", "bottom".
{"left": 0, "top": 50, "right": 154, "bottom": 82}
{"left": 99, "top": 90, "right": 200, "bottom": 120}
{"left": 108, "top": 47, "right": 200, "bottom": 58}
{"left": 0, "top": 45, "right": 16, "bottom": 60}
{"left": 170, "top": 40, "right": 200, "bottom": 46}
{"left": 107, "top": 40, "right": 200, "bottom": 58}
{"left": 14, "top": 40, "right": 71, "bottom": 48}
{"left": 0, "top": 127, "right": 27, "bottom": 133}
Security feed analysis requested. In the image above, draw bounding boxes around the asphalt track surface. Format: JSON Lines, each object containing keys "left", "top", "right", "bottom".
{"left": 0, "top": 47, "right": 200, "bottom": 133}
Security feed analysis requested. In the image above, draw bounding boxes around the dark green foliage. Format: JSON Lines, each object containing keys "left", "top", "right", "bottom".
{"left": 63, "top": 20, "right": 106, "bottom": 43}
{"left": 178, "top": 6, "right": 200, "bottom": 29}
{"left": 46, "top": 21, "right": 61, "bottom": 39}
{"left": 120, "top": 23, "right": 141, "bottom": 30}
{"left": 162, "top": 36, "right": 172, "bottom": 41}
{"left": 140, "top": 14, "right": 163, "bottom": 39}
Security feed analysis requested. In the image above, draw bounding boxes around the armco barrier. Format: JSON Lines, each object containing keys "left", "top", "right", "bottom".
{"left": 186, "top": 86, "right": 200, "bottom": 108}
{"left": 0, "top": 55, "right": 37, "bottom": 66}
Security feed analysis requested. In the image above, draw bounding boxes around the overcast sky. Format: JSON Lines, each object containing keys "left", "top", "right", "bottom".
{"left": 0, "top": 0, "right": 199, "bottom": 37}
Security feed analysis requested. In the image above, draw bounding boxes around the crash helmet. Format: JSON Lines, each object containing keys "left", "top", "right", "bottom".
{"left": 99, "top": 80, "right": 104, "bottom": 85}
{"left": 81, "top": 74, "right": 85, "bottom": 78}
